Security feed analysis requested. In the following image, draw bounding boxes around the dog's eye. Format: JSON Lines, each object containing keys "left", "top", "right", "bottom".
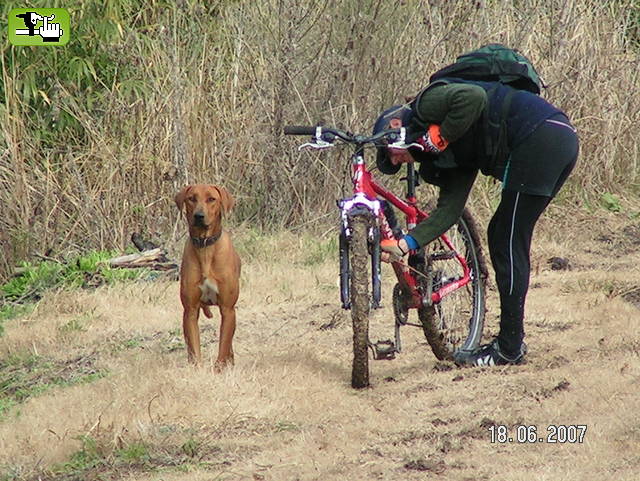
{"left": 207, "top": 197, "right": 216, "bottom": 203}
{"left": 188, "top": 196, "right": 197, "bottom": 202}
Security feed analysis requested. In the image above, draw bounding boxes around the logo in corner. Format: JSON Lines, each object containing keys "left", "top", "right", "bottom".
{"left": 8, "top": 8, "right": 70, "bottom": 46}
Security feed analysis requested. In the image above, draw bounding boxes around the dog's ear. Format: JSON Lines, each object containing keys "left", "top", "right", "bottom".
{"left": 213, "top": 185, "right": 234, "bottom": 213}
{"left": 174, "top": 185, "right": 192, "bottom": 212}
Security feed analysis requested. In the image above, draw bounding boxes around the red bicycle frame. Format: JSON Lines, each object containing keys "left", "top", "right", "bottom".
{"left": 350, "top": 155, "right": 472, "bottom": 309}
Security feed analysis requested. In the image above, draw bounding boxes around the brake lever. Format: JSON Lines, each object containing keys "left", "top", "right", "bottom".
{"left": 386, "top": 127, "right": 424, "bottom": 151}
{"left": 299, "top": 125, "right": 335, "bottom": 151}
{"left": 387, "top": 141, "right": 424, "bottom": 151}
{"left": 298, "top": 141, "right": 334, "bottom": 151}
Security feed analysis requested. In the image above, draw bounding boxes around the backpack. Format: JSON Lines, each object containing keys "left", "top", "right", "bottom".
{"left": 429, "top": 43, "right": 544, "bottom": 94}
{"left": 408, "top": 45, "right": 546, "bottom": 181}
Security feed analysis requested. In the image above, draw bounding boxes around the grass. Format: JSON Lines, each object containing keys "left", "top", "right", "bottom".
{"left": 601, "top": 192, "right": 624, "bottom": 213}
{"left": 181, "top": 437, "right": 202, "bottom": 458}
{"left": 300, "top": 236, "right": 339, "bottom": 267}
{"left": 0, "top": 352, "right": 107, "bottom": 420}
{"left": 44, "top": 434, "right": 219, "bottom": 480}
{"left": 116, "top": 441, "right": 150, "bottom": 464}
{"left": 56, "top": 316, "right": 89, "bottom": 335}
{"left": 0, "top": 250, "right": 148, "bottom": 336}
{"left": 2, "top": 250, "right": 145, "bottom": 299}
{"left": 0, "top": 219, "right": 639, "bottom": 480}
{"left": 51, "top": 435, "right": 106, "bottom": 476}
{"left": 0, "top": 305, "right": 33, "bottom": 336}
{"left": 0, "top": 352, "right": 108, "bottom": 420}
{"left": 233, "top": 227, "right": 338, "bottom": 266}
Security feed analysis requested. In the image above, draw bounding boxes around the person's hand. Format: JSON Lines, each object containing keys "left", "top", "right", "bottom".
{"left": 38, "top": 15, "right": 63, "bottom": 41}
{"left": 417, "top": 124, "right": 449, "bottom": 154}
{"left": 380, "top": 238, "right": 409, "bottom": 263}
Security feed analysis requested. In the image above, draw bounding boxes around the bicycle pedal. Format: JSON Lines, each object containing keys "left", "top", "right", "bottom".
{"left": 371, "top": 340, "right": 397, "bottom": 360}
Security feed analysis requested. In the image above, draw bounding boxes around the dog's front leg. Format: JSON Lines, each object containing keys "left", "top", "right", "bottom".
{"left": 215, "top": 305, "right": 236, "bottom": 369}
{"left": 183, "top": 306, "right": 201, "bottom": 364}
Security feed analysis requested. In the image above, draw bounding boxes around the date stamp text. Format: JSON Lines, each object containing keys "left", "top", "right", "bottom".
{"left": 489, "top": 424, "right": 587, "bottom": 444}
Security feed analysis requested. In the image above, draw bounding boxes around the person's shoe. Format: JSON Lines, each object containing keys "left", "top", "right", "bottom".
{"left": 380, "top": 238, "right": 408, "bottom": 263}
{"left": 454, "top": 339, "right": 527, "bottom": 367}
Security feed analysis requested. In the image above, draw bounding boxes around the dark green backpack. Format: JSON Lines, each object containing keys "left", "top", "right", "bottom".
{"left": 429, "top": 44, "right": 544, "bottom": 94}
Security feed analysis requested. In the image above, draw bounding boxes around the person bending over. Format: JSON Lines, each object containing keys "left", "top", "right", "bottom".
{"left": 374, "top": 78, "right": 578, "bottom": 366}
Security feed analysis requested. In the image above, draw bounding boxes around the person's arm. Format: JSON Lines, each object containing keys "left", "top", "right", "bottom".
{"left": 407, "top": 167, "right": 478, "bottom": 247}
{"left": 414, "top": 83, "right": 487, "bottom": 142}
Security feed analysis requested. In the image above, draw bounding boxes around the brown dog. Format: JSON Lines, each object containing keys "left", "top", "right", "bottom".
{"left": 175, "top": 184, "right": 240, "bottom": 368}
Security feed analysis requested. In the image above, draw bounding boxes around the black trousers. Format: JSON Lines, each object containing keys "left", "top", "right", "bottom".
{"left": 488, "top": 118, "right": 578, "bottom": 356}
{"left": 487, "top": 191, "right": 550, "bottom": 355}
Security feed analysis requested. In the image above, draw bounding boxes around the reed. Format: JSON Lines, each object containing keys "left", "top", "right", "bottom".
{"left": 1, "top": 0, "right": 639, "bottom": 280}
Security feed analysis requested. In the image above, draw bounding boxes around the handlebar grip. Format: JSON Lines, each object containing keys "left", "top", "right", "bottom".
{"left": 283, "top": 125, "right": 318, "bottom": 136}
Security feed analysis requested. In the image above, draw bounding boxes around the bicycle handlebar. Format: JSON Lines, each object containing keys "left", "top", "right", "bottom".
{"left": 284, "top": 124, "right": 397, "bottom": 143}
{"left": 283, "top": 125, "right": 318, "bottom": 136}
{"left": 284, "top": 124, "right": 424, "bottom": 151}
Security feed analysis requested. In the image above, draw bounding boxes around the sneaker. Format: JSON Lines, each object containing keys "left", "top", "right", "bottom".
{"left": 455, "top": 339, "right": 527, "bottom": 367}
{"left": 380, "top": 238, "right": 408, "bottom": 262}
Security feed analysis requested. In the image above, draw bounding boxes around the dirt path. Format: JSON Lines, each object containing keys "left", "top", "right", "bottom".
{"left": 1, "top": 219, "right": 639, "bottom": 480}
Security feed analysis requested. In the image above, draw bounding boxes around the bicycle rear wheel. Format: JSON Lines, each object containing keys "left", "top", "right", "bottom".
{"left": 417, "top": 208, "right": 486, "bottom": 361}
{"left": 348, "top": 214, "right": 371, "bottom": 389}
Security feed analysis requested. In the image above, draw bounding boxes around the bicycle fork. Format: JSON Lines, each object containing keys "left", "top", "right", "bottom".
{"left": 339, "top": 147, "right": 383, "bottom": 311}
{"left": 338, "top": 198, "right": 382, "bottom": 310}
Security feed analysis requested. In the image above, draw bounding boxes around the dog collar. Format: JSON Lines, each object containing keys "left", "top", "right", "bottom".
{"left": 190, "top": 230, "right": 222, "bottom": 248}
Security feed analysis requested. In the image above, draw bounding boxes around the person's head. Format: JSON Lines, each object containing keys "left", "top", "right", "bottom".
{"left": 372, "top": 104, "right": 416, "bottom": 174}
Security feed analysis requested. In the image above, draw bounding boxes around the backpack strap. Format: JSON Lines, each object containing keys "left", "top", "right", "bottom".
{"left": 483, "top": 85, "right": 515, "bottom": 178}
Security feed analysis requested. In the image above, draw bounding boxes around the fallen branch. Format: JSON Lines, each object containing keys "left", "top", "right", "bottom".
{"left": 106, "top": 248, "right": 178, "bottom": 271}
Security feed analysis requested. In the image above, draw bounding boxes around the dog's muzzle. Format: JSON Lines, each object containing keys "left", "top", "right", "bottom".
{"left": 193, "top": 211, "right": 206, "bottom": 227}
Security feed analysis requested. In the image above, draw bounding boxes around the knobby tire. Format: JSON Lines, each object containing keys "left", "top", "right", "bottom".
{"left": 349, "top": 214, "right": 371, "bottom": 389}
{"left": 418, "top": 208, "right": 486, "bottom": 360}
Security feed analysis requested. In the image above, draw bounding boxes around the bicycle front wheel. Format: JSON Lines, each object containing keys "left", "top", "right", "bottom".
{"left": 348, "top": 214, "right": 372, "bottom": 389}
{"left": 417, "top": 208, "right": 487, "bottom": 361}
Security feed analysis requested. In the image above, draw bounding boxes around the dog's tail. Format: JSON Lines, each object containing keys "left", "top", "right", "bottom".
{"left": 201, "top": 305, "right": 213, "bottom": 318}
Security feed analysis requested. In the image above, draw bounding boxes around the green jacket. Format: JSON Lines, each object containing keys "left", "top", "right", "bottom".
{"left": 405, "top": 82, "right": 486, "bottom": 247}
{"left": 380, "top": 80, "right": 564, "bottom": 247}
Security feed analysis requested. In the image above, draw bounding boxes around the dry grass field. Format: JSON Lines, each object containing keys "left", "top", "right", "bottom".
{"left": 1, "top": 210, "right": 639, "bottom": 481}
{"left": 2, "top": 1, "right": 639, "bottom": 480}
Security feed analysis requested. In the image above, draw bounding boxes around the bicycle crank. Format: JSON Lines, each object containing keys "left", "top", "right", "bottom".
{"left": 392, "top": 283, "right": 410, "bottom": 326}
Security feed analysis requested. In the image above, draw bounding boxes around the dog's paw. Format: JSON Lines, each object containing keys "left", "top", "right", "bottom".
{"left": 213, "top": 357, "right": 234, "bottom": 373}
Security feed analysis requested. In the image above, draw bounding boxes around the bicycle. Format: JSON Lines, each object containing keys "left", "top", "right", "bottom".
{"left": 284, "top": 124, "right": 488, "bottom": 388}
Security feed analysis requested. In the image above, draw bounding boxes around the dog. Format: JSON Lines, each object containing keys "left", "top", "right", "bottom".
{"left": 175, "top": 184, "right": 240, "bottom": 369}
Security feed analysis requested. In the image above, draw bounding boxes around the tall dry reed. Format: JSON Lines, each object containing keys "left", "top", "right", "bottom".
{"left": 1, "top": 0, "right": 639, "bottom": 280}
